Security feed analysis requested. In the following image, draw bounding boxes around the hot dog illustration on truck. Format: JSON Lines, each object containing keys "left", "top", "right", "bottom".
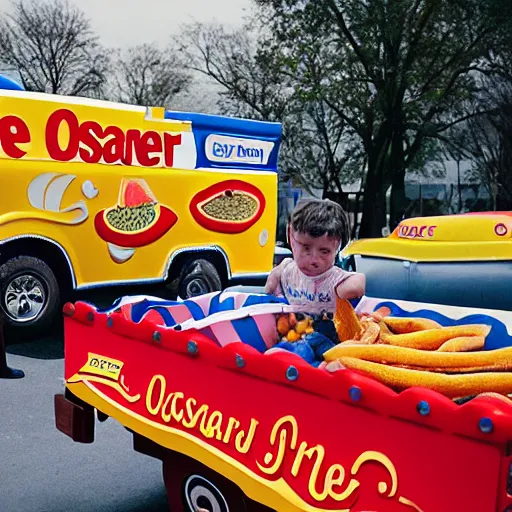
{"left": 0, "top": 78, "right": 281, "bottom": 336}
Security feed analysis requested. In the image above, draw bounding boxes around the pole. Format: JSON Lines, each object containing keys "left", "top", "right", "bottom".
{"left": 457, "top": 160, "right": 462, "bottom": 213}
{"left": 0, "top": 309, "right": 24, "bottom": 379}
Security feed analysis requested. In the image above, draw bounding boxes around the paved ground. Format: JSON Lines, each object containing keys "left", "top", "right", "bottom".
{"left": 1, "top": 287, "right": 171, "bottom": 512}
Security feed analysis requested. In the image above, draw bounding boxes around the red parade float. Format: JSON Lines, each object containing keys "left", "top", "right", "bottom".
{"left": 55, "top": 279, "right": 512, "bottom": 511}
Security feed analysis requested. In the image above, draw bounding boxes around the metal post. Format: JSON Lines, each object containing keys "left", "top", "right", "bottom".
{"left": 0, "top": 309, "right": 24, "bottom": 379}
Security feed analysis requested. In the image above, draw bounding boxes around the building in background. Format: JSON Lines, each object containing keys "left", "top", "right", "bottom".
{"left": 277, "top": 158, "right": 491, "bottom": 241}
{"left": 404, "top": 159, "right": 490, "bottom": 219}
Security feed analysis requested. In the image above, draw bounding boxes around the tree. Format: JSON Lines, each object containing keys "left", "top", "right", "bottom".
{"left": 449, "top": 14, "right": 512, "bottom": 212}
{"left": 180, "top": 21, "right": 364, "bottom": 202}
{"left": 250, "top": 0, "right": 512, "bottom": 236}
{"left": 108, "top": 43, "right": 191, "bottom": 107}
{"left": 448, "top": 77, "right": 512, "bottom": 211}
{"left": 0, "top": 0, "right": 107, "bottom": 97}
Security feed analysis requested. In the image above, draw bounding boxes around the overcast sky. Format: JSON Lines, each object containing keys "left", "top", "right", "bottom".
{"left": 0, "top": 0, "right": 253, "bottom": 112}
{"left": 0, "top": 0, "right": 252, "bottom": 47}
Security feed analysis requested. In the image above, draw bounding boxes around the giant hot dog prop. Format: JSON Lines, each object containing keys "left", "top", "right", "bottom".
{"left": 330, "top": 299, "right": 510, "bottom": 399}
{"left": 336, "top": 357, "right": 512, "bottom": 399}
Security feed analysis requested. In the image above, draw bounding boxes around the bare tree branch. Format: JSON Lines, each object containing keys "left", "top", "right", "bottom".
{"left": 0, "top": 0, "right": 107, "bottom": 97}
{"left": 107, "top": 43, "right": 191, "bottom": 107}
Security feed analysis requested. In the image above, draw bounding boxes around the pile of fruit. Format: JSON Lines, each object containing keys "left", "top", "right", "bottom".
{"left": 325, "top": 299, "right": 512, "bottom": 399}
{"left": 272, "top": 311, "right": 340, "bottom": 367}
{"left": 276, "top": 312, "right": 315, "bottom": 342}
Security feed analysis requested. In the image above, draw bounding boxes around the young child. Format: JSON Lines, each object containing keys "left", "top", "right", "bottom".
{"left": 265, "top": 198, "right": 365, "bottom": 313}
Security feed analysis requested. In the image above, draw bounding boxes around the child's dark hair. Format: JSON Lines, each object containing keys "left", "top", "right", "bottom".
{"left": 290, "top": 199, "right": 350, "bottom": 245}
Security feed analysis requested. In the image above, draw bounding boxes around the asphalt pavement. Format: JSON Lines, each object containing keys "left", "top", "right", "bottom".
{"left": 0, "top": 287, "right": 171, "bottom": 512}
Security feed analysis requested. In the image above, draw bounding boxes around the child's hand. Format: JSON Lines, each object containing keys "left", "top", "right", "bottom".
{"left": 264, "top": 273, "right": 283, "bottom": 296}
{"left": 264, "top": 258, "right": 292, "bottom": 295}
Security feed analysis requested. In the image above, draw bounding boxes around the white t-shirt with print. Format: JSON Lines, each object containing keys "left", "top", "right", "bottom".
{"left": 280, "top": 260, "right": 355, "bottom": 313}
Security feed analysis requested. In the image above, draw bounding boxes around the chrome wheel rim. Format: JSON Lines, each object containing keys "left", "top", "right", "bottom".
{"left": 4, "top": 274, "right": 46, "bottom": 322}
{"left": 186, "top": 278, "right": 209, "bottom": 297}
{"left": 184, "top": 475, "right": 229, "bottom": 512}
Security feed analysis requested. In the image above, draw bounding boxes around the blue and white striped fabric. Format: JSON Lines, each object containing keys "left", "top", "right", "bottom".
{"left": 102, "top": 291, "right": 301, "bottom": 353}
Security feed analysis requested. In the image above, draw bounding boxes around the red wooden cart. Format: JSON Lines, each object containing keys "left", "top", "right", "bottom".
{"left": 54, "top": 294, "right": 512, "bottom": 512}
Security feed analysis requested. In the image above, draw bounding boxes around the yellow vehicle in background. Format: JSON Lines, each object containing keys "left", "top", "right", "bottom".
{"left": 340, "top": 212, "right": 512, "bottom": 311}
{"left": 0, "top": 77, "right": 282, "bottom": 335}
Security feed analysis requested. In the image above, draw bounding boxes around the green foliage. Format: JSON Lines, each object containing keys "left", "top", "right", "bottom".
{"left": 253, "top": 0, "right": 511, "bottom": 234}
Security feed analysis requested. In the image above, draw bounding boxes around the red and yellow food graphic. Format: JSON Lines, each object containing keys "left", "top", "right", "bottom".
{"left": 327, "top": 300, "right": 506, "bottom": 399}
{"left": 189, "top": 179, "right": 266, "bottom": 234}
{"left": 94, "top": 178, "right": 177, "bottom": 248}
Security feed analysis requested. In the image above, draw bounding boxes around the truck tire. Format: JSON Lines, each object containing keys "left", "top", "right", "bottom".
{"left": 0, "top": 256, "right": 60, "bottom": 337}
{"left": 178, "top": 258, "right": 222, "bottom": 299}
{"left": 162, "top": 451, "right": 272, "bottom": 512}
{"left": 183, "top": 474, "right": 232, "bottom": 512}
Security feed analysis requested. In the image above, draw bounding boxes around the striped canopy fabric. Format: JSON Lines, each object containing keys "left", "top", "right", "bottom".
{"left": 101, "top": 291, "right": 301, "bottom": 353}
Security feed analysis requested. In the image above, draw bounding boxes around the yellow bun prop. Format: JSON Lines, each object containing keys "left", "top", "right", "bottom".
{"left": 337, "top": 357, "right": 512, "bottom": 399}
{"left": 382, "top": 324, "right": 491, "bottom": 350}
{"left": 323, "top": 343, "right": 512, "bottom": 370}
{"left": 390, "top": 364, "right": 512, "bottom": 374}
{"left": 383, "top": 316, "right": 442, "bottom": 333}
{"left": 437, "top": 336, "right": 486, "bottom": 353}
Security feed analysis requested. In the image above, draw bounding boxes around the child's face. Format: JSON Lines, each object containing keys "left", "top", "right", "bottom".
{"left": 289, "top": 228, "right": 340, "bottom": 277}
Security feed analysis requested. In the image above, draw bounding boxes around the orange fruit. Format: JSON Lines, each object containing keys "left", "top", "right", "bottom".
{"left": 277, "top": 315, "right": 290, "bottom": 336}
{"left": 295, "top": 320, "right": 309, "bottom": 334}
{"left": 286, "top": 329, "right": 301, "bottom": 342}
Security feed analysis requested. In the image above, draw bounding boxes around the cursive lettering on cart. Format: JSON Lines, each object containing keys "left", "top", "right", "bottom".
{"left": 146, "top": 374, "right": 258, "bottom": 454}
{"left": 144, "top": 375, "right": 406, "bottom": 507}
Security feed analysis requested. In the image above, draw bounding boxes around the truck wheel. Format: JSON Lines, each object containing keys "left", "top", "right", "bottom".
{"left": 0, "top": 256, "right": 60, "bottom": 336}
{"left": 163, "top": 452, "right": 258, "bottom": 512}
{"left": 178, "top": 258, "right": 222, "bottom": 299}
{"left": 183, "top": 474, "right": 231, "bottom": 512}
